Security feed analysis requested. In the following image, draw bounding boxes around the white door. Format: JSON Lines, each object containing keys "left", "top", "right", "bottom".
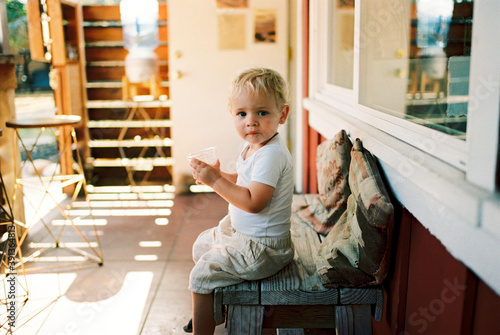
{"left": 168, "top": 0, "right": 289, "bottom": 189}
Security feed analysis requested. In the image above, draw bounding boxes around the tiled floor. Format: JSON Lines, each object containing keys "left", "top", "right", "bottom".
{"left": 5, "top": 95, "right": 232, "bottom": 334}
{"left": 8, "top": 190, "right": 231, "bottom": 334}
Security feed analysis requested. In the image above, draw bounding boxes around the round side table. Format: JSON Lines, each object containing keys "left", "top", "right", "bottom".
{"left": 6, "top": 115, "right": 103, "bottom": 271}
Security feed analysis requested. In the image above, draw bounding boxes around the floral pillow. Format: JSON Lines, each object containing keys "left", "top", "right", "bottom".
{"left": 296, "top": 129, "right": 352, "bottom": 235}
{"left": 315, "top": 139, "right": 394, "bottom": 287}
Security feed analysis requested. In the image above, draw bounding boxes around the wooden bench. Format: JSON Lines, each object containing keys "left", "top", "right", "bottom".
{"left": 214, "top": 212, "right": 383, "bottom": 334}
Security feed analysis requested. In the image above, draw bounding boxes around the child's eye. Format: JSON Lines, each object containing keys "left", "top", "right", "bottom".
{"left": 237, "top": 111, "right": 246, "bottom": 117}
{"left": 258, "top": 111, "right": 268, "bottom": 116}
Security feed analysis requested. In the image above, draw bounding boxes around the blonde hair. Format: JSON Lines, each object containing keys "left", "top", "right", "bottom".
{"left": 228, "top": 67, "right": 288, "bottom": 109}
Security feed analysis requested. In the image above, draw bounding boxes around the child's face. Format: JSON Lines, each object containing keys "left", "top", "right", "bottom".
{"left": 230, "top": 90, "right": 289, "bottom": 149}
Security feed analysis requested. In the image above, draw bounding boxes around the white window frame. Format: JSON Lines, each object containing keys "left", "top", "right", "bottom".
{"left": 304, "top": 0, "right": 500, "bottom": 295}
{"left": 311, "top": 0, "right": 355, "bottom": 106}
{"left": 465, "top": 0, "right": 500, "bottom": 191}
{"left": 311, "top": 0, "right": 488, "bottom": 172}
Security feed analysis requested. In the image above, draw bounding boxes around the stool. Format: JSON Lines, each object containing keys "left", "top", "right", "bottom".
{"left": 6, "top": 115, "right": 103, "bottom": 272}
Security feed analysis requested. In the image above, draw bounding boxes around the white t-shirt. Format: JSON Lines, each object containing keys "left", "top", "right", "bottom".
{"left": 229, "top": 134, "right": 294, "bottom": 238}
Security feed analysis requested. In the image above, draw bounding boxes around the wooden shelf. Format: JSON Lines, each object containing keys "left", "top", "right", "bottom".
{"left": 86, "top": 59, "right": 169, "bottom": 67}
{"left": 86, "top": 81, "right": 169, "bottom": 89}
{"left": 82, "top": 3, "right": 171, "bottom": 185}
{"left": 90, "top": 157, "right": 174, "bottom": 169}
{"left": 87, "top": 120, "right": 172, "bottom": 128}
{"left": 86, "top": 99, "right": 171, "bottom": 109}
{"left": 88, "top": 138, "right": 173, "bottom": 148}
{"left": 82, "top": 20, "right": 168, "bottom": 28}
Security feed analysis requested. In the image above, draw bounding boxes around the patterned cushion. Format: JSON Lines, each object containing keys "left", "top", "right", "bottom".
{"left": 296, "top": 130, "right": 352, "bottom": 235}
{"left": 315, "top": 138, "right": 394, "bottom": 287}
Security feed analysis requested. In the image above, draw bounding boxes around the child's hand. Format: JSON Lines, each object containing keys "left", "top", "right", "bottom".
{"left": 189, "top": 158, "right": 222, "bottom": 187}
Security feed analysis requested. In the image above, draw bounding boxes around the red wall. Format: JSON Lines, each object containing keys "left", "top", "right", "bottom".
{"left": 300, "top": 0, "right": 325, "bottom": 194}
{"left": 371, "top": 207, "right": 500, "bottom": 334}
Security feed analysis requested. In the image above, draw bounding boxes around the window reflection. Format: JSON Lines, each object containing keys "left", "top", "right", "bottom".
{"left": 360, "top": 0, "right": 473, "bottom": 140}
{"left": 327, "top": 0, "right": 355, "bottom": 89}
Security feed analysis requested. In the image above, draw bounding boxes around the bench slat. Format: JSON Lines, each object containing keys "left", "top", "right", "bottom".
{"left": 261, "top": 285, "right": 339, "bottom": 305}
{"left": 221, "top": 281, "right": 259, "bottom": 305}
{"left": 339, "top": 287, "right": 379, "bottom": 305}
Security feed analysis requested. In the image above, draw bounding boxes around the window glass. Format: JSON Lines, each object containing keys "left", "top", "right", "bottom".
{"left": 326, "top": 0, "right": 355, "bottom": 89}
{"left": 359, "top": 0, "right": 473, "bottom": 140}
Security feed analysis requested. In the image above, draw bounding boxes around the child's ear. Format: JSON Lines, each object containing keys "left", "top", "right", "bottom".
{"left": 279, "top": 105, "right": 290, "bottom": 124}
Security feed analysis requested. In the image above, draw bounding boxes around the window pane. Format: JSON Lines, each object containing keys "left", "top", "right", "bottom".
{"left": 359, "top": 0, "right": 473, "bottom": 140}
{"left": 327, "top": 0, "right": 355, "bottom": 89}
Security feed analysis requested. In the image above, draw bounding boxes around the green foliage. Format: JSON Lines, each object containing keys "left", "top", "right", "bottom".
{"left": 6, "top": 0, "right": 26, "bottom": 22}
{"left": 6, "top": 0, "right": 28, "bottom": 54}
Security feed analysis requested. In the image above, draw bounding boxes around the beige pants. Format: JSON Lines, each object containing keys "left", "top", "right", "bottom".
{"left": 188, "top": 215, "right": 294, "bottom": 294}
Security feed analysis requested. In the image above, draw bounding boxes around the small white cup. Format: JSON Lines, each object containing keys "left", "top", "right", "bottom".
{"left": 187, "top": 147, "right": 217, "bottom": 165}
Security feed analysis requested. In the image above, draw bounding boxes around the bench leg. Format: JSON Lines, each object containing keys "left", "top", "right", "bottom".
{"left": 335, "top": 305, "right": 372, "bottom": 335}
{"left": 226, "top": 305, "right": 264, "bottom": 335}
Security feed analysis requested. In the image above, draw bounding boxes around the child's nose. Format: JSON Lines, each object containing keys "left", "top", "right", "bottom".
{"left": 246, "top": 115, "right": 258, "bottom": 126}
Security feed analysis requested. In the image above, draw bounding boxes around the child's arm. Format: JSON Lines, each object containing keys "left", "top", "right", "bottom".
{"left": 220, "top": 170, "right": 237, "bottom": 184}
{"left": 189, "top": 158, "right": 273, "bottom": 213}
{"left": 212, "top": 177, "right": 274, "bottom": 214}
